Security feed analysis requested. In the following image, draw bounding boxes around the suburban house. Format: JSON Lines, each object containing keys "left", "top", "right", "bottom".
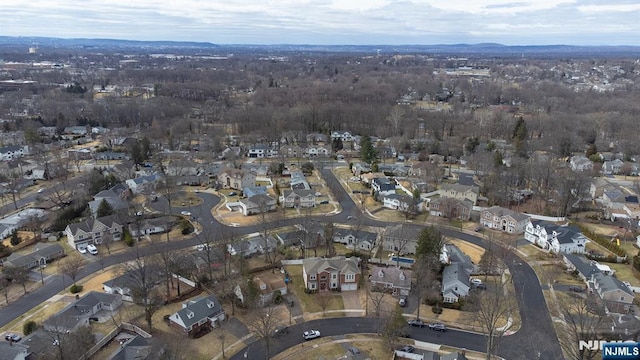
{"left": 2, "top": 243, "right": 65, "bottom": 270}
{"left": 88, "top": 183, "right": 131, "bottom": 217}
{"left": 332, "top": 229, "right": 378, "bottom": 251}
{"left": 0, "top": 144, "right": 29, "bottom": 161}
{"left": 480, "top": 206, "right": 530, "bottom": 234}
{"left": 247, "top": 144, "right": 278, "bottom": 158}
{"left": 280, "top": 189, "right": 316, "bottom": 208}
{"left": 369, "top": 266, "right": 413, "bottom": 296}
{"left": 304, "top": 146, "right": 330, "bottom": 157}
{"left": 129, "top": 217, "right": 171, "bottom": 237}
{"left": 280, "top": 145, "right": 304, "bottom": 158}
{"left": 331, "top": 131, "right": 355, "bottom": 142}
{"left": 592, "top": 272, "right": 634, "bottom": 309}
{"left": 441, "top": 244, "right": 477, "bottom": 272}
{"left": 302, "top": 256, "right": 361, "bottom": 291}
{"left": 382, "top": 224, "right": 424, "bottom": 255}
{"left": 570, "top": 155, "right": 594, "bottom": 172}
{"left": 237, "top": 194, "right": 277, "bottom": 216}
{"left": 602, "top": 159, "right": 624, "bottom": 175}
{"left": 351, "top": 162, "right": 371, "bottom": 176}
{"left": 383, "top": 193, "right": 415, "bottom": 211}
{"left": 524, "top": 220, "right": 589, "bottom": 253}
{"left": 371, "top": 177, "right": 396, "bottom": 197}
{"left": 65, "top": 214, "right": 124, "bottom": 251}
{"left": 438, "top": 183, "right": 479, "bottom": 205}
{"left": 243, "top": 186, "right": 268, "bottom": 198}
{"left": 253, "top": 276, "right": 288, "bottom": 306}
{"left": 94, "top": 151, "right": 127, "bottom": 161}
{"left": 227, "top": 235, "right": 279, "bottom": 257}
{"left": 218, "top": 169, "right": 256, "bottom": 190}
{"left": 168, "top": 293, "right": 226, "bottom": 337}
{"left": 441, "top": 263, "right": 471, "bottom": 303}
{"left": 0, "top": 341, "right": 28, "bottom": 360}
{"left": 429, "top": 198, "right": 473, "bottom": 221}
{"left": 125, "top": 173, "right": 164, "bottom": 194}
{"left": 563, "top": 254, "right": 613, "bottom": 284}
{"left": 288, "top": 170, "right": 310, "bottom": 190}
{"left": 103, "top": 265, "right": 164, "bottom": 302}
{"left": 43, "top": 292, "right": 122, "bottom": 333}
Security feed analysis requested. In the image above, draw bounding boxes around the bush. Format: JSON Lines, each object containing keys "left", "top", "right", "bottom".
{"left": 123, "top": 230, "right": 134, "bottom": 247}
{"left": 273, "top": 290, "right": 283, "bottom": 304}
{"left": 23, "top": 320, "right": 38, "bottom": 335}
{"left": 10, "top": 231, "right": 21, "bottom": 246}
{"left": 70, "top": 284, "right": 83, "bottom": 294}
{"left": 424, "top": 297, "right": 440, "bottom": 306}
{"left": 181, "top": 219, "right": 194, "bottom": 235}
{"left": 432, "top": 304, "right": 443, "bottom": 314}
{"left": 442, "top": 301, "right": 462, "bottom": 310}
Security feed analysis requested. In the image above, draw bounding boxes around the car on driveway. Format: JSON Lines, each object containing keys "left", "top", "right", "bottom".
{"left": 5, "top": 333, "right": 21, "bottom": 342}
{"left": 428, "top": 323, "right": 447, "bottom": 331}
{"left": 86, "top": 244, "right": 98, "bottom": 255}
{"left": 399, "top": 345, "right": 415, "bottom": 353}
{"left": 399, "top": 297, "right": 407, "bottom": 307}
{"left": 407, "top": 319, "right": 425, "bottom": 327}
{"left": 228, "top": 191, "right": 237, "bottom": 196}
{"left": 348, "top": 346, "right": 361, "bottom": 354}
{"left": 303, "top": 330, "right": 321, "bottom": 340}
{"left": 181, "top": 211, "right": 191, "bottom": 216}
{"left": 78, "top": 247, "right": 88, "bottom": 254}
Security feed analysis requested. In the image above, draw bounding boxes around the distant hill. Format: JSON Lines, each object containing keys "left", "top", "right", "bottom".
{"left": 1, "top": 36, "right": 639, "bottom": 57}
{"left": 0, "top": 36, "right": 219, "bottom": 50}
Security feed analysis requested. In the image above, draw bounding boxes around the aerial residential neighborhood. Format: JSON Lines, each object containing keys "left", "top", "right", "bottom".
{"left": 0, "top": 34, "right": 638, "bottom": 360}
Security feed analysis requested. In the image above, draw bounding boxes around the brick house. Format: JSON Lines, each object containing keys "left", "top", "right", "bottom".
{"left": 302, "top": 256, "right": 361, "bottom": 292}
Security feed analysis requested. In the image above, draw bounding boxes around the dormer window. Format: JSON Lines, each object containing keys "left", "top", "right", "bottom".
{"left": 378, "top": 269, "right": 384, "bottom": 278}
{"left": 399, "top": 272, "right": 406, "bottom": 280}
{"left": 206, "top": 300, "right": 215, "bottom": 309}
{"left": 186, "top": 310, "right": 194, "bottom": 319}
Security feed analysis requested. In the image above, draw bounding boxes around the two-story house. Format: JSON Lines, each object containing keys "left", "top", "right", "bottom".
{"left": 218, "top": 169, "right": 256, "bottom": 190}
{"left": 429, "top": 197, "right": 472, "bottom": 221}
{"left": 382, "top": 224, "right": 424, "bottom": 255}
{"left": 0, "top": 145, "right": 29, "bottom": 161}
{"left": 438, "top": 183, "right": 479, "bottom": 205}
{"left": 238, "top": 194, "right": 277, "bottom": 216}
{"left": 304, "top": 146, "right": 330, "bottom": 158}
{"left": 302, "top": 256, "right": 361, "bottom": 292}
{"left": 570, "top": 155, "right": 594, "bottom": 172}
{"left": 65, "top": 214, "right": 124, "bottom": 251}
{"left": 441, "top": 263, "right": 471, "bottom": 303}
{"left": 524, "top": 220, "right": 589, "bottom": 253}
{"left": 330, "top": 131, "right": 355, "bottom": 142}
{"left": 247, "top": 144, "right": 278, "bottom": 158}
{"left": 280, "top": 189, "right": 316, "bottom": 208}
{"left": 480, "top": 206, "right": 530, "bottom": 234}
{"left": 371, "top": 177, "right": 396, "bottom": 197}
{"left": 125, "top": 173, "right": 163, "bottom": 194}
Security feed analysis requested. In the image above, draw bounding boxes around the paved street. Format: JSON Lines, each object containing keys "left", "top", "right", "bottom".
{"left": 0, "top": 166, "right": 564, "bottom": 359}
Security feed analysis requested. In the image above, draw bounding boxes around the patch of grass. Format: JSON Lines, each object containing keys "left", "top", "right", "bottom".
{"left": 448, "top": 239, "right": 485, "bottom": 264}
{"left": 608, "top": 262, "right": 640, "bottom": 287}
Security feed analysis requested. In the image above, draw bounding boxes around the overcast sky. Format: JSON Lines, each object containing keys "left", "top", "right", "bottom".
{"left": 2, "top": 0, "right": 639, "bottom": 46}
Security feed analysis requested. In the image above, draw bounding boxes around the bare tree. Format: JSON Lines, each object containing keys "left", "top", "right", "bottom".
{"left": 0, "top": 278, "right": 10, "bottom": 304}
{"left": 381, "top": 306, "right": 407, "bottom": 349}
{"left": 59, "top": 253, "right": 86, "bottom": 287}
{"left": 323, "top": 221, "right": 337, "bottom": 257}
{"left": 154, "top": 248, "right": 180, "bottom": 302}
{"left": 4, "top": 266, "right": 29, "bottom": 294}
{"left": 368, "top": 287, "right": 388, "bottom": 318}
{"left": 475, "top": 274, "right": 517, "bottom": 360}
{"left": 315, "top": 290, "right": 333, "bottom": 316}
{"left": 120, "top": 249, "right": 163, "bottom": 333}
{"left": 558, "top": 295, "right": 608, "bottom": 360}
{"left": 247, "top": 305, "right": 279, "bottom": 359}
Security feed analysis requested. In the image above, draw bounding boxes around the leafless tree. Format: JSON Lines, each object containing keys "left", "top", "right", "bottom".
{"left": 4, "top": 266, "right": 29, "bottom": 294}
{"left": 412, "top": 255, "right": 440, "bottom": 321}
{"left": 59, "top": 253, "right": 86, "bottom": 287}
{"left": 558, "top": 295, "right": 608, "bottom": 360}
{"left": 315, "top": 290, "right": 333, "bottom": 316}
{"left": 0, "top": 278, "right": 11, "bottom": 304}
{"left": 368, "top": 287, "right": 388, "bottom": 318}
{"left": 120, "top": 249, "right": 163, "bottom": 333}
{"left": 381, "top": 306, "right": 407, "bottom": 350}
{"left": 154, "top": 248, "right": 180, "bottom": 302}
{"left": 323, "top": 221, "right": 337, "bottom": 257}
{"left": 247, "top": 305, "right": 279, "bottom": 359}
{"left": 475, "top": 274, "right": 517, "bottom": 360}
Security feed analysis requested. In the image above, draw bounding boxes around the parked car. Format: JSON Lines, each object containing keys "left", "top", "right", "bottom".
{"left": 470, "top": 278, "right": 482, "bottom": 285}
{"left": 78, "top": 247, "right": 88, "bottom": 254}
{"left": 195, "top": 244, "right": 210, "bottom": 252}
{"left": 348, "top": 347, "right": 361, "bottom": 354}
{"left": 86, "top": 244, "right": 98, "bottom": 255}
{"left": 399, "top": 297, "right": 407, "bottom": 307}
{"left": 474, "top": 283, "right": 487, "bottom": 290}
{"left": 400, "top": 345, "right": 415, "bottom": 353}
{"left": 428, "top": 323, "right": 447, "bottom": 331}
{"left": 37, "top": 188, "right": 44, "bottom": 193}
{"left": 303, "top": 330, "right": 321, "bottom": 340}
{"left": 181, "top": 211, "right": 191, "bottom": 216}
{"left": 228, "top": 191, "right": 237, "bottom": 196}
{"left": 5, "top": 333, "right": 21, "bottom": 342}
{"left": 407, "top": 319, "right": 425, "bottom": 327}
{"left": 273, "top": 326, "right": 289, "bottom": 338}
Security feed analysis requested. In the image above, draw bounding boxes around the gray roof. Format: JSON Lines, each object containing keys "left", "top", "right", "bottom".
{"left": 0, "top": 145, "right": 24, "bottom": 154}
{"left": 383, "top": 224, "right": 424, "bottom": 241}
{"left": 564, "top": 254, "right": 600, "bottom": 279}
{"left": 593, "top": 272, "right": 633, "bottom": 297}
{"left": 443, "top": 244, "right": 476, "bottom": 271}
{"left": 303, "top": 256, "right": 360, "bottom": 276}
{"left": 44, "top": 291, "right": 120, "bottom": 331}
{"left": 440, "top": 351, "right": 468, "bottom": 360}
{"left": 334, "top": 229, "right": 378, "bottom": 244}
{"left": 283, "top": 189, "right": 315, "bottom": 197}
{"left": 3, "top": 242, "right": 64, "bottom": 269}
{"left": 370, "top": 266, "right": 412, "bottom": 289}
{"left": 173, "top": 293, "right": 224, "bottom": 329}
{"left": 66, "top": 214, "right": 123, "bottom": 237}
{"left": 108, "top": 335, "right": 154, "bottom": 360}
{"left": 442, "top": 263, "right": 470, "bottom": 290}
{"left": 440, "top": 183, "right": 479, "bottom": 194}
{"left": 0, "top": 341, "right": 29, "bottom": 359}
{"left": 483, "top": 206, "right": 530, "bottom": 222}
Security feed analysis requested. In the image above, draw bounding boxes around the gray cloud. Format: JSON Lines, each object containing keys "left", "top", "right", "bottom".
{"left": 1, "top": 0, "right": 637, "bottom": 45}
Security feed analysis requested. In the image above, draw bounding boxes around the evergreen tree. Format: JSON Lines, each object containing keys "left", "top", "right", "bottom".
{"left": 97, "top": 199, "right": 114, "bottom": 218}
{"left": 359, "top": 135, "right": 378, "bottom": 165}
{"left": 415, "top": 226, "right": 444, "bottom": 261}
{"left": 512, "top": 117, "right": 528, "bottom": 158}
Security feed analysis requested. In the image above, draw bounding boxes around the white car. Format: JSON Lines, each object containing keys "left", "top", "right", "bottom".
{"left": 37, "top": 188, "right": 44, "bottom": 193}
{"left": 78, "top": 247, "right": 88, "bottom": 254}
{"left": 195, "top": 244, "right": 210, "bottom": 251}
{"left": 86, "top": 244, "right": 98, "bottom": 255}
{"left": 470, "top": 278, "right": 482, "bottom": 285}
{"left": 181, "top": 211, "right": 191, "bottom": 216}
{"left": 303, "top": 330, "right": 321, "bottom": 340}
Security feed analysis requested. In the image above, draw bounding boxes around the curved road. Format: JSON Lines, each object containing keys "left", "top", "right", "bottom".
{"left": 0, "top": 167, "right": 563, "bottom": 360}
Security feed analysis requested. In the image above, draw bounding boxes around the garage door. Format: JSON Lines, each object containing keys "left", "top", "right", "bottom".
{"left": 342, "top": 283, "right": 357, "bottom": 291}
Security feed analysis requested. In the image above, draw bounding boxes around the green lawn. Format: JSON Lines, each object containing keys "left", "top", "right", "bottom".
{"left": 285, "top": 265, "right": 345, "bottom": 314}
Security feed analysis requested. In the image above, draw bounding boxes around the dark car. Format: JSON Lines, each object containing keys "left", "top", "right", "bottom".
{"left": 569, "top": 286, "right": 585, "bottom": 293}
{"left": 474, "top": 283, "right": 487, "bottom": 290}
{"left": 273, "top": 326, "right": 289, "bottom": 338}
{"left": 399, "top": 297, "right": 407, "bottom": 307}
{"left": 228, "top": 191, "right": 237, "bottom": 196}
{"left": 400, "top": 345, "right": 415, "bottom": 353}
{"left": 408, "top": 319, "right": 425, "bottom": 327}
{"left": 428, "top": 323, "right": 447, "bottom": 331}
{"left": 348, "top": 347, "right": 361, "bottom": 354}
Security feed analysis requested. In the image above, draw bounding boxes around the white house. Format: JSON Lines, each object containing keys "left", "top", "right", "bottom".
{"left": 332, "top": 229, "right": 378, "bottom": 251}
{"left": 441, "top": 263, "right": 471, "bottom": 303}
{"left": 330, "top": 131, "right": 355, "bottom": 142}
{"left": 280, "top": 189, "right": 316, "bottom": 208}
{"left": 65, "top": 215, "right": 124, "bottom": 250}
{"left": 0, "top": 145, "right": 29, "bottom": 161}
{"left": 480, "top": 206, "right": 529, "bottom": 234}
{"left": 370, "top": 266, "right": 412, "bottom": 296}
{"left": 524, "top": 220, "right": 589, "bottom": 253}
{"left": 570, "top": 155, "right": 594, "bottom": 172}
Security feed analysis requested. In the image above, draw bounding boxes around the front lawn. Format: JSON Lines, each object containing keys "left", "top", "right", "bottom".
{"left": 285, "top": 265, "right": 345, "bottom": 314}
